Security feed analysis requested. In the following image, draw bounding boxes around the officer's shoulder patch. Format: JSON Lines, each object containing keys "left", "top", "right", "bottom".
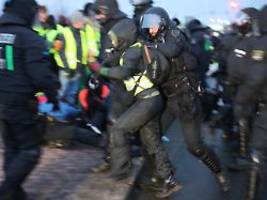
{"left": 251, "top": 50, "right": 265, "bottom": 61}
{"left": 0, "top": 33, "right": 16, "bottom": 44}
{"left": 234, "top": 48, "right": 247, "bottom": 58}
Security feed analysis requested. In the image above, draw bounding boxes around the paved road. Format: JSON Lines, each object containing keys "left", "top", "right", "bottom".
{"left": 0, "top": 126, "right": 142, "bottom": 200}
{"left": 129, "top": 121, "right": 248, "bottom": 200}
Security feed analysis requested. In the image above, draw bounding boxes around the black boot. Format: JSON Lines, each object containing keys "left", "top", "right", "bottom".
{"left": 155, "top": 176, "right": 182, "bottom": 199}
{"left": 91, "top": 160, "right": 111, "bottom": 173}
{"left": 13, "top": 187, "right": 27, "bottom": 200}
{"left": 0, "top": 184, "right": 14, "bottom": 200}
{"left": 109, "top": 161, "right": 132, "bottom": 181}
{"left": 139, "top": 177, "right": 164, "bottom": 192}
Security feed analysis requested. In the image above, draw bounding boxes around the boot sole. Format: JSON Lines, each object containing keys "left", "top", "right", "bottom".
{"left": 155, "top": 184, "right": 183, "bottom": 199}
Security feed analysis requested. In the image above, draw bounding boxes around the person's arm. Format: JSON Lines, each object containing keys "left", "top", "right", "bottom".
{"left": 92, "top": 47, "right": 141, "bottom": 80}
{"left": 234, "top": 63, "right": 267, "bottom": 118}
{"left": 24, "top": 33, "right": 60, "bottom": 104}
{"left": 156, "top": 29, "right": 186, "bottom": 59}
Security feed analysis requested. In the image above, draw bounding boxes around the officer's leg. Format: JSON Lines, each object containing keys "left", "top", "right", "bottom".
{"left": 139, "top": 111, "right": 182, "bottom": 198}
{"left": 140, "top": 116, "right": 172, "bottom": 180}
{"left": 1, "top": 120, "right": 18, "bottom": 174}
{"left": 91, "top": 91, "right": 134, "bottom": 173}
{"left": 110, "top": 96, "right": 162, "bottom": 179}
{"left": 247, "top": 116, "right": 267, "bottom": 200}
{"left": 180, "top": 117, "right": 230, "bottom": 191}
{"left": 160, "top": 103, "right": 176, "bottom": 136}
{"left": 181, "top": 118, "right": 222, "bottom": 174}
{"left": 0, "top": 120, "right": 42, "bottom": 198}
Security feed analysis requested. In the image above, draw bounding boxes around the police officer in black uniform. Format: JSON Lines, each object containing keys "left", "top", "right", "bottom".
{"left": 0, "top": 0, "right": 60, "bottom": 199}
{"left": 185, "top": 19, "right": 213, "bottom": 84}
{"left": 91, "top": 0, "right": 139, "bottom": 173}
{"left": 225, "top": 8, "right": 260, "bottom": 171}
{"left": 90, "top": 18, "right": 181, "bottom": 199}
{"left": 227, "top": 5, "right": 267, "bottom": 200}
{"left": 140, "top": 7, "right": 230, "bottom": 192}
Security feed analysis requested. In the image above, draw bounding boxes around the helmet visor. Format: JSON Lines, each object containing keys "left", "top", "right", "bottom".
{"left": 141, "top": 14, "right": 161, "bottom": 29}
{"left": 130, "top": 0, "right": 150, "bottom": 6}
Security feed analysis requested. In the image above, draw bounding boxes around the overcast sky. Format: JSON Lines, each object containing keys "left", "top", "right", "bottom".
{"left": 0, "top": 0, "right": 266, "bottom": 24}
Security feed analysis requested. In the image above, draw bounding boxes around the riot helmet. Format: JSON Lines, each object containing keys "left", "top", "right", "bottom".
{"left": 236, "top": 7, "right": 259, "bottom": 35}
{"left": 130, "top": 0, "right": 153, "bottom": 6}
{"left": 140, "top": 7, "right": 170, "bottom": 40}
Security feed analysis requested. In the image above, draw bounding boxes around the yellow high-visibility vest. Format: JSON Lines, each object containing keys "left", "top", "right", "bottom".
{"left": 33, "top": 26, "right": 48, "bottom": 37}
{"left": 85, "top": 24, "right": 101, "bottom": 58}
{"left": 54, "top": 27, "right": 88, "bottom": 70}
{"left": 121, "top": 42, "right": 154, "bottom": 96}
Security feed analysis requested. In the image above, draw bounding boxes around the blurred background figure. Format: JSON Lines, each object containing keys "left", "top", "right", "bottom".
{"left": 54, "top": 11, "right": 87, "bottom": 105}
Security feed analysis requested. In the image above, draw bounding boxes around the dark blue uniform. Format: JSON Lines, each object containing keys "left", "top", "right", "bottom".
{"left": 0, "top": 1, "right": 59, "bottom": 199}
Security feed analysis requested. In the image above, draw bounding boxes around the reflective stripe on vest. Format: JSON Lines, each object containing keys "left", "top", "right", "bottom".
{"left": 33, "top": 26, "right": 48, "bottom": 37}
{"left": 54, "top": 27, "right": 88, "bottom": 70}
{"left": 85, "top": 24, "right": 100, "bottom": 57}
{"left": 120, "top": 42, "right": 154, "bottom": 96}
{"left": 46, "top": 29, "right": 58, "bottom": 43}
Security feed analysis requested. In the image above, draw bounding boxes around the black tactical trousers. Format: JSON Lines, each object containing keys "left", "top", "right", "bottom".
{"left": 248, "top": 105, "right": 267, "bottom": 200}
{"left": 161, "top": 95, "right": 222, "bottom": 174}
{"left": 0, "top": 115, "right": 42, "bottom": 194}
{"left": 103, "top": 87, "right": 135, "bottom": 159}
{"left": 110, "top": 95, "right": 172, "bottom": 179}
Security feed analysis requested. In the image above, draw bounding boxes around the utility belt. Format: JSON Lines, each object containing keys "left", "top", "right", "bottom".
{"left": 161, "top": 74, "right": 199, "bottom": 98}
{"left": 161, "top": 77, "right": 180, "bottom": 97}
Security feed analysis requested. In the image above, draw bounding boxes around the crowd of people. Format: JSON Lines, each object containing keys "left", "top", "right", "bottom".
{"left": 0, "top": 0, "right": 266, "bottom": 199}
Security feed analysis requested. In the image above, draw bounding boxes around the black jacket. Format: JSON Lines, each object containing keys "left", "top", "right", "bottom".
{"left": 214, "top": 32, "right": 242, "bottom": 75}
{"left": 150, "top": 27, "right": 199, "bottom": 92}
{"left": 0, "top": 12, "right": 60, "bottom": 105}
{"left": 227, "top": 34, "right": 267, "bottom": 119}
{"left": 95, "top": 0, "right": 127, "bottom": 63}
{"left": 186, "top": 20, "right": 212, "bottom": 76}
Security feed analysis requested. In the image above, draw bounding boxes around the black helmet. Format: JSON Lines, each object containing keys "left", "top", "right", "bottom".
{"left": 258, "top": 5, "right": 267, "bottom": 34}
{"left": 236, "top": 7, "right": 259, "bottom": 35}
{"left": 140, "top": 7, "right": 170, "bottom": 39}
{"left": 82, "top": 2, "right": 94, "bottom": 17}
{"left": 6, "top": 0, "right": 38, "bottom": 27}
{"left": 93, "top": 0, "right": 119, "bottom": 20}
{"left": 108, "top": 19, "right": 137, "bottom": 51}
{"left": 130, "top": 0, "right": 153, "bottom": 6}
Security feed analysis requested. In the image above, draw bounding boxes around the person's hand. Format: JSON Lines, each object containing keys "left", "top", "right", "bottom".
{"left": 53, "top": 40, "right": 63, "bottom": 51}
